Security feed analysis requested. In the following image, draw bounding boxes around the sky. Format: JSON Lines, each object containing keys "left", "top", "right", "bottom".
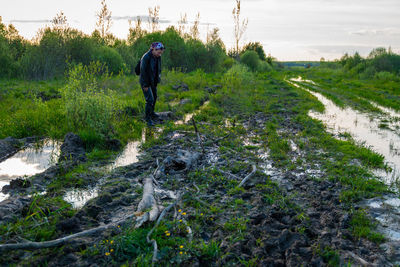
{"left": 2, "top": 0, "right": 400, "bottom": 61}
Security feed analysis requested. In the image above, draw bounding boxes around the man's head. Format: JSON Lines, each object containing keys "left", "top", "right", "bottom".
{"left": 151, "top": 42, "right": 165, "bottom": 57}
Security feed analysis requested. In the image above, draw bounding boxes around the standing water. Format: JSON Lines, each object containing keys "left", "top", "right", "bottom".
{"left": 288, "top": 78, "right": 400, "bottom": 186}
{"left": 289, "top": 78, "right": 400, "bottom": 256}
{"left": 0, "top": 139, "right": 61, "bottom": 202}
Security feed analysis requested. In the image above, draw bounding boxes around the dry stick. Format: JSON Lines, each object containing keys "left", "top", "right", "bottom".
{"left": 181, "top": 218, "right": 193, "bottom": 243}
{"left": 346, "top": 251, "right": 372, "bottom": 266}
{"left": 238, "top": 165, "right": 257, "bottom": 187}
{"left": 0, "top": 214, "right": 134, "bottom": 252}
{"left": 214, "top": 133, "right": 231, "bottom": 143}
{"left": 216, "top": 167, "right": 241, "bottom": 180}
{"left": 193, "top": 182, "right": 200, "bottom": 193}
{"left": 191, "top": 118, "right": 205, "bottom": 155}
{"left": 146, "top": 194, "right": 181, "bottom": 267}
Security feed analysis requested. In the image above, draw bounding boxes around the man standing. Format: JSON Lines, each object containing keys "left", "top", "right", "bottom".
{"left": 139, "top": 42, "right": 165, "bottom": 126}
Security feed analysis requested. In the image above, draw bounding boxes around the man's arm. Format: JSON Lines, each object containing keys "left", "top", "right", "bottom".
{"left": 140, "top": 54, "right": 150, "bottom": 89}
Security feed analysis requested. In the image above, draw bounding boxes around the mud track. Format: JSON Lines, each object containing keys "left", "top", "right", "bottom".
{"left": 0, "top": 114, "right": 396, "bottom": 266}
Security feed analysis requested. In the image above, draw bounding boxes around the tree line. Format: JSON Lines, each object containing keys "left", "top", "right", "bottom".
{"left": 321, "top": 47, "right": 400, "bottom": 80}
{"left": 0, "top": 0, "right": 272, "bottom": 80}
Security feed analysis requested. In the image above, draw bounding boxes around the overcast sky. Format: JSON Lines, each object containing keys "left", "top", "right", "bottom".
{"left": 2, "top": 0, "right": 400, "bottom": 61}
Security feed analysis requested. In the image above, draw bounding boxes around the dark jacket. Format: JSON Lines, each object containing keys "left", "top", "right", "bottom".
{"left": 139, "top": 49, "right": 161, "bottom": 88}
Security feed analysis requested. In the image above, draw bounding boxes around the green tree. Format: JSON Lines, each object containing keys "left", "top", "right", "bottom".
{"left": 240, "top": 50, "right": 259, "bottom": 71}
{"left": 241, "top": 42, "right": 266, "bottom": 61}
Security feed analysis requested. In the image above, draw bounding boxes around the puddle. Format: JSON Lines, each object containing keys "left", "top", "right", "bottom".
{"left": 63, "top": 127, "right": 163, "bottom": 208}
{"left": 363, "top": 196, "right": 400, "bottom": 242}
{"left": 288, "top": 78, "right": 400, "bottom": 186}
{"left": 0, "top": 139, "right": 61, "bottom": 202}
{"left": 369, "top": 101, "right": 400, "bottom": 119}
{"left": 63, "top": 188, "right": 99, "bottom": 209}
{"left": 109, "top": 141, "right": 141, "bottom": 170}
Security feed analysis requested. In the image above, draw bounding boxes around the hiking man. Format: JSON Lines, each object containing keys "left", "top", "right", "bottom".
{"left": 139, "top": 42, "right": 165, "bottom": 126}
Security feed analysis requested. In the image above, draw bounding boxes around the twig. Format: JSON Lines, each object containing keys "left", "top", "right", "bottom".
{"left": 346, "top": 251, "right": 373, "bottom": 266}
{"left": 193, "top": 182, "right": 200, "bottom": 193}
{"left": 216, "top": 167, "right": 241, "bottom": 180}
{"left": 191, "top": 118, "right": 205, "bottom": 155}
{"left": 214, "top": 133, "right": 231, "bottom": 143}
{"left": 181, "top": 218, "right": 193, "bottom": 243}
{"left": 238, "top": 165, "right": 257, "bottom": 187}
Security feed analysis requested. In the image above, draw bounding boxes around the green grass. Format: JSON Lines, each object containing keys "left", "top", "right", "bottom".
{"left": 350, "top": 209, "right": 385, "bottom": 243}
{"left": 1, "top": 65, "right": 399, "bottom": 264}
{"left": 0, "top": 194, "right": 75, "bottom": 242}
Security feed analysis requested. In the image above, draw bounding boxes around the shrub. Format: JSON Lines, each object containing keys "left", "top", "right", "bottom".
{"left": 240, "top": 50, "right": 260, "bottom": 71}
{"left": 258, "top": 60, "right": 272, "bottom": 72}
{"left": 223, "top": 64, "right": 253, "bottom": 91}
{"left": 60, "top": 62, "right": 120, "bottom": 138}
{"left": 222, "top": 57, "right": 235, "bottom": 70}
{"left": 374, "top": 71, "right": 396, "bottom": 81}
{"left": 93, "top": 46, "right": 125, "bottom": 74}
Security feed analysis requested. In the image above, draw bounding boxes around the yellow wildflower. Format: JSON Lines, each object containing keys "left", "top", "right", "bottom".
{"left": 200, "top": 213, "right": 203, "bottom": 216}
{"left": 182, "top": 212, "right": 186, "bottom": 215}
{"left": 105, "top": 252, "right": 110, "bottom": 256}
{"left": 179, "top": 245, "right": 184, "bottom": 249}
{"left": 110, "top": 249, "right": 114, "bottom": 252}
{"left": 110, "top": 240, "right": 114, "bottom": 244}
{"left": 179, "top": 219, "right": 182, "bottom": 222}
{"left": 178, "top": 209, "right": 182, "bottom": 213}
{"left": 166, "top": 233, "right": 171, "bottom": 236}
{"left": 179, "top": 251, "right": 183, "bottom": 255}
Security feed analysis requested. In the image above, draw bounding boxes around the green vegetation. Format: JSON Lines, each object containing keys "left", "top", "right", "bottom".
{"left": 1, "top": 6, "right": 399, "bottom": 265}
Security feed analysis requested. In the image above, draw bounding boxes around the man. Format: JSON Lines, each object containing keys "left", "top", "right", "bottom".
{"left": 139, "top": 42, "right": 165, "bottom": 126}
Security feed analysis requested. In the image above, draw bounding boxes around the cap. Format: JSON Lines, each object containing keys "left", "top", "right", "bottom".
{"left": 151, "top": 42, "right": 165, "bottom": 50}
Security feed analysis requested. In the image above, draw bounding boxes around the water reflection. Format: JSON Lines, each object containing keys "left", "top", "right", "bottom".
{"left": 0, "top": 139, "right": 61, "bottom": 201}
{"left": 289, "top": 78, "right": 400, "bottom": 186}
{"left": 63, "top": 188, "right": 99, "bottom": 209}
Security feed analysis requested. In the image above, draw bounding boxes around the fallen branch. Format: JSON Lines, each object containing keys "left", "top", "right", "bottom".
{"left": 135, "top": 176, "right": 161, "bottom": 228}
{"left": 0, "top": 215, "right": 132, "bottom": 251}
{"left": 238, "top": 165, "right": 257, "bottom": 187}
{"left": 191, "top": 118, "right": 205, "bottom": 155}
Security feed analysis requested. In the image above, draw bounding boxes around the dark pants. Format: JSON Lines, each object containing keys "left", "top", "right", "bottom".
{"left": 142, "top": 85, "right": 157, "bottom": 121}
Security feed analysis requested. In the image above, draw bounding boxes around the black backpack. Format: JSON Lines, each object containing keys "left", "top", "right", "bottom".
{"left": 135, "top": 59, "right": 141, "bottom": 75}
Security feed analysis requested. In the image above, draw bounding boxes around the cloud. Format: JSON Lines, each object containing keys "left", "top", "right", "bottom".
{"left": 111, "top": 15, "right": 216, "bottom": 26}
{"left": 349, "top": 28, "right": 400, "bottom": 36}
{"left": 9, "top": 19, "right": 51, "bottom": 24}
{"left": 112, "top": 15, "right": 171, "bottom": 24}
{"left": 304, "top": 44, "right": 377, "bottom": 57}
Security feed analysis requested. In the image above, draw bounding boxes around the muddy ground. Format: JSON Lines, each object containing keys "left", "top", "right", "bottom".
{"left": 0, "top": 80, "right": 399, "bottom": 266}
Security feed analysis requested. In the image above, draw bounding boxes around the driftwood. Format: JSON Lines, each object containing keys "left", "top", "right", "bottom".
{"left": 238, "top": 165, "right": 257, "bottom": 187}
